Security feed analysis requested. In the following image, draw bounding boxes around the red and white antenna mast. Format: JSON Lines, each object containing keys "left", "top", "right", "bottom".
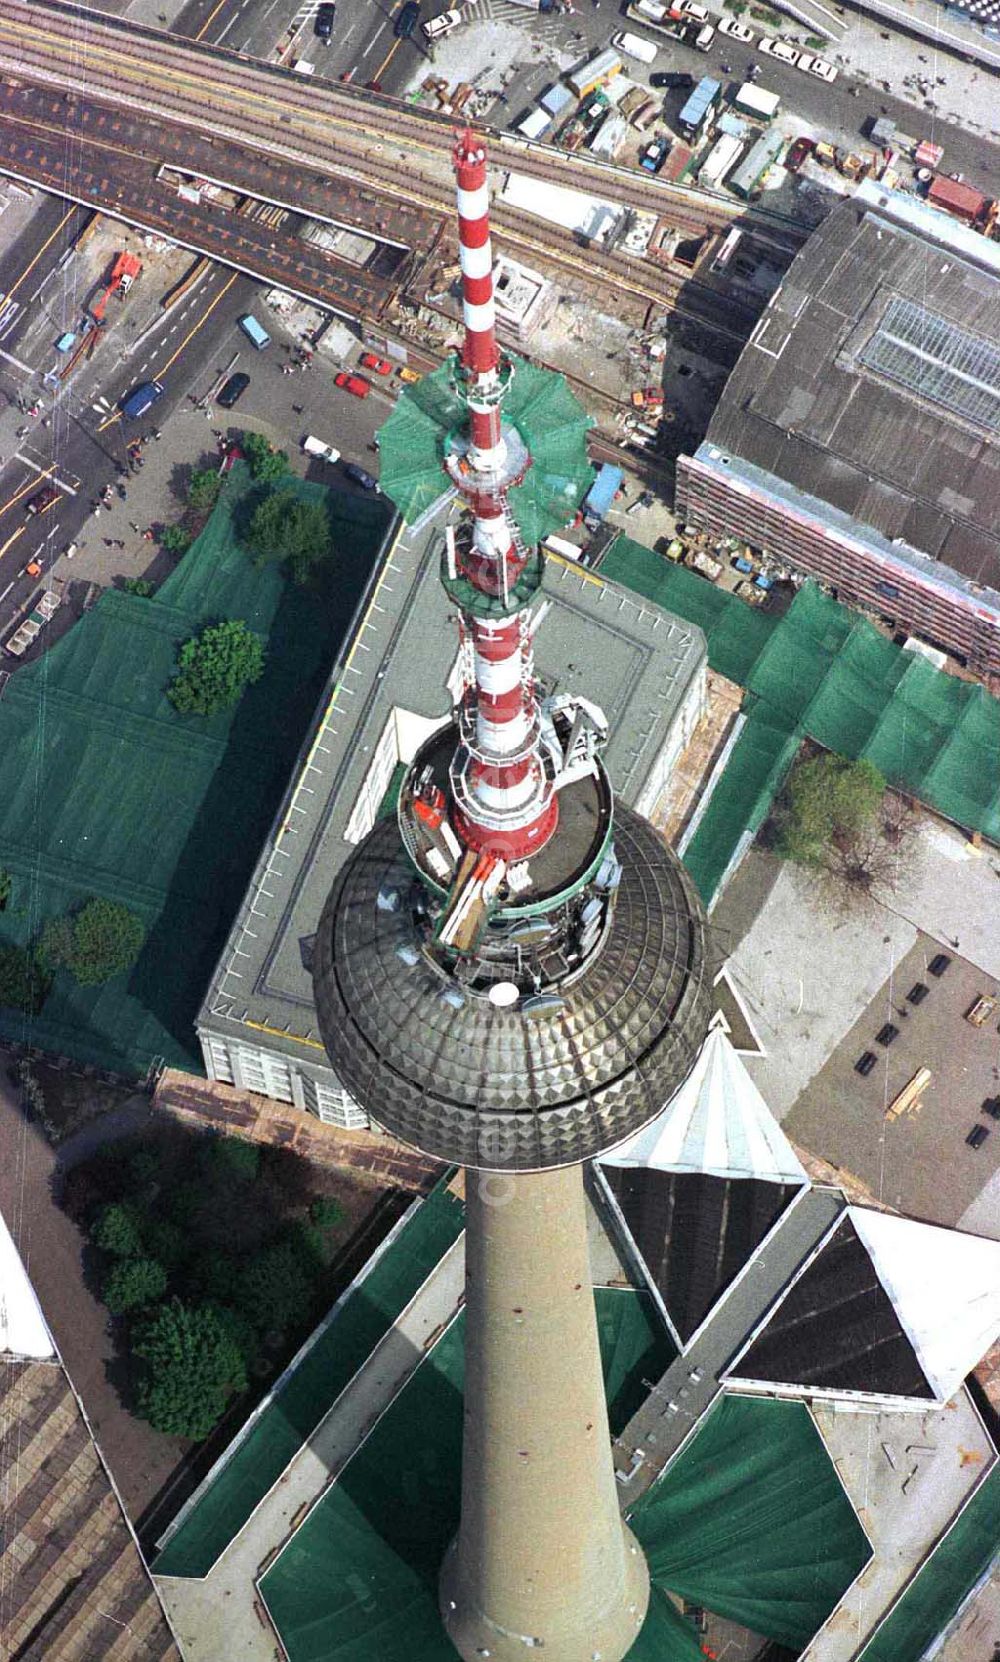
{"left": 442, "top": 130, "right": 558, "bottom": 864}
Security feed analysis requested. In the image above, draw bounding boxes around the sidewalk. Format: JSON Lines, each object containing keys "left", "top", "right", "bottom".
{"left": 827, "top": 1, "right": 1000, "bottom": 136}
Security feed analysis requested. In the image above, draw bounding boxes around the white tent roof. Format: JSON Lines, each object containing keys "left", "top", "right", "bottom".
{"left": 851, "top": 1207, "right": 1000, "bottom": 1402}
{"left": 602, "top": 1023, "right": 807, "bottom": 1185}
{"left": 0, "top": 1209, "right": 53, "bottom": 1361}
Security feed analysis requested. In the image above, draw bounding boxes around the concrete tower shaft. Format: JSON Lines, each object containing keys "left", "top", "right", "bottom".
{"left": 440, "top": 1166, "right": 649, "bottom": 1662}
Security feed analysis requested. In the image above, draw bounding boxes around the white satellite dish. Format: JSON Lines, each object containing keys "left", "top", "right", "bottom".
{"left": 488, "top": 981, "right": 520, "bottom": 1008}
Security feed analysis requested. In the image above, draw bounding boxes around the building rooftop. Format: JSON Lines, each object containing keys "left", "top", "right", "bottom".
{"left": 198, "top": 509, "right": 705, "bottom": 1070}
{"left": 700, "top": 183, "right": 1000, "bottom": 606}
{"left": 0, "top": 1214, "right": 179, "bottom": 1662}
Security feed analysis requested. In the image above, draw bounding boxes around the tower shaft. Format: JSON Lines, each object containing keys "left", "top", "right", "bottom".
{"left": 440, "top": 1165, "right": 649, "bottom": 1662}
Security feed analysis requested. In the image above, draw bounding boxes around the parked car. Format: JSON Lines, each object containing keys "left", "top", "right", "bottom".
{"left": 397, "top": 365, "right": 423, "bottom": 384}
{"left": 650, "top": 70, "right": 694, "bottom": 88}
{"left": 335, "top": 370, "right": 371, "bottom": 399}
{"left": 26, "top": 484, "right": 59, "bottom": 517}
{"left": 798, "top": 51, "right": 838, "bottom": 80}
{"left": 784, "top": 136, "right": 814, "bottom": 171}
{"left": 360, "top": 352, "right": 393, "bottom": 376}
{"left": 343, "top": 461, "right": 380, "bottom": 491}
{"left": 217, "top": 372, "right": 250, "bottom": 409}
{"left": 718, "top": 15, "right": 754, "bottom": 40}
{"left": 314, "top": 1, "right": 336, "bottom": 40}
{"left": 758, "top": 36, "right": 799, "bottom": 63}
{"left": 395, "top": 0, "right": 421, "bottom": 37}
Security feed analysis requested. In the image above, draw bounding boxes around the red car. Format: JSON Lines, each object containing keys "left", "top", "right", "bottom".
{"left": 335, "top": 370, "right": 371, "bottom": 399}
{"left": 785, "top": 136, "right": 814, "bottom": 172}
{"left": 360, "top": 352, "right": 392, "bottom": 376}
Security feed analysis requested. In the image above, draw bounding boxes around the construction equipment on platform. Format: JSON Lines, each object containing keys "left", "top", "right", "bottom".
{"left": 90, "top": 251, "right": 142, "bottom": 325}
{"left": 885, "top": 1067, "right": 932, "bottom": 1121}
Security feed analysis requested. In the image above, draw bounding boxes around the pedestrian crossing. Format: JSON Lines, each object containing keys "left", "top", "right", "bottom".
{"left": 0, "top": 296, "right": 21, "bottom": 343}
{"left": 461, "top": 0, "right": 567, "bottom": 32}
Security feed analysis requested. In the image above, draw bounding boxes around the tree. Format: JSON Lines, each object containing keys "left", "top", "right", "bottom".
{"left": 187, "top": 468, "right": 222, "bottom": 516}
{"left": 0, "top": 943, "right": 50, "bottom": 1016}
{"left": 168, "top": 619, "right": 265, "bottom": 716}
{"left": 121, "top": 577, "right": 156, "bottom": 598}
{"left": 0, "top": 868, "right": 12, "bottom": 911}
{"left": 775, "top": 755, "right": 885, "bottom": 869}
{"left": 161, "top": 523, "right": 193, "bottom": 554}
{"left": 242, "top": 431, "right": 289, "bottom": 483}
{"left": 41, "top": 898, "right": 145, "bottom": 986}
{"left": 309, "top": 1195, "right": 344, "bottom": 1231}
{"left": 92, "top": 1201, "right": 144, "bottom": 1258}
{"left": 774, "top": 754, "right": 918, "bottom": 903}
{"left": 247, "top": 490, "right": 331, "bottom": 583}
{"left": 103, "top": 1255, "right": 167, "bottom": 1315}
{"left": 203, "top": 1133, "right": 260, "bottom": 1182}
{"left": 236, "top": 1240, "right": 317, "bottom": 1335}
{"left": 133, "top": 1300, "right": 248, "bottom": 1438}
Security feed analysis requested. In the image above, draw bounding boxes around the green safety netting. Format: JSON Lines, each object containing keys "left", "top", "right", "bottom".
{"left": 155, "top": 1181, "right": 465, "bottom": 1580}
{"left": 858, "top": 1465, "right": 1000, "bottom": 1662}
{"left": 0, "top": 466, "right": 390, "bottom": 1076}
{"left": 631, "top": 1395, "right": 872, "bottom": 1649}
{"left": 682, "top": 703, "right": 801, "bottom": 904}
{"left": 258, "top": 1289, "right": 672, "bottom": 1662}
{"left": 601, "top": 539, "right": 1000, "bottom": 905}
{"left": 378, "top": 356, "right": 594, "bottom": 545}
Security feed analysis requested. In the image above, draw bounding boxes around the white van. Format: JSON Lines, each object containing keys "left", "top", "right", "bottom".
{"left": 693, "top": 22, "right": 716, "bottom": 49}
{"left": 612, "top": 29, "right": 658, "bottom": 63}
{"left": 302, "top": 435, "right": 341, "bottom": 462}
{"left": 422, "top": 8, "right": 461, "bottom": 37}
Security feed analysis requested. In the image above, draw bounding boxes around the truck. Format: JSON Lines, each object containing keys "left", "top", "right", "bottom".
{"left": 732, "top": 82, "right": 780, "bottom": 121}
{"left": 582, "top": 463, "right": 625, "bottom": 529}
{"left": 302, "top": 435, "right": 342, "bottom": 462}
{"left": 698, "top": 132, "right": 743, "bottom": 188}
{"left": 90, "top": 251, "right": 142, "bottom": 326}
{"left": 677, "top": 77, "right": 721, "bottom": 140}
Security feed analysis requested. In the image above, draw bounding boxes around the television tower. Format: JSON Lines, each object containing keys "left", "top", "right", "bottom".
{"left": 313, "top": 132, "right": 711, "bottom": 1662}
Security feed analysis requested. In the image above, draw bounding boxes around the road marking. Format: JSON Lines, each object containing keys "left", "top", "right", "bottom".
{"left": 14, "top": 455, "right": 76, "bottom": 493}
{"left": 2, "top": 205, "right": 77, "bottom": 303}
{"left": 0, "top": 527, "right": 25, "bottom": 563}
{"left": 362, "top": 19, "right": 388, "bottom": 55}
{"left": 194, "top": 0, "right": 230, "bottom": 41}
{"left": 371, "top": 33, "right": 402, "bottom": 80}
{"left": 152, "top": 269, "right": 239, "bottom": 379}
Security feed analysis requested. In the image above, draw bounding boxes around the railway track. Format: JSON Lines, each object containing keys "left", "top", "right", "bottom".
{"left": 0, "top": 1, "right": 809, "bottom": 252}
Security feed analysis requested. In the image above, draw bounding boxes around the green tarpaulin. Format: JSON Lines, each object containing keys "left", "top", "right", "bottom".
{"left": 0, "top": 467, "right": 390, "bottom": 1076}
{"left": 379, "top": 357, "right": 593, "bottom": 545}
{"left": 631, "top": 1395, "right": 871, "bottom": 1648}
{"left": 600, "top": 539, "right": 1000, "bottom": 905}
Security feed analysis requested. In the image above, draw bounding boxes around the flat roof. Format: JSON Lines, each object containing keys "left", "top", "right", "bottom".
{"left": 701, "top": 185, "right": 1000, "bottom": 604}
{"left": 197, "top": 509, "right": 704, "bottom": 1067}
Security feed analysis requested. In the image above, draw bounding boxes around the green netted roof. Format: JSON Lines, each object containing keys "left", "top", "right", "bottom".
{"left": 378, "top": 356, "right": 593, "bottom": 544}
{"left": 631, "top": 1394, "right": 872, "bottom": 1648}
{"left": 600, "top": 539, "right": 1000, "bottom": 903}
{"left": 155, "top": 1181, "right": 465, "bottom": 1579}
{"left": 0, "top": 468, "right": 390, "bottom": 1075}
{"left": 258, "top": 1289, "right": 676, "bottom": 1662}
{"left": 857, "top": 1465, "right": 1000, "bottom": 1662}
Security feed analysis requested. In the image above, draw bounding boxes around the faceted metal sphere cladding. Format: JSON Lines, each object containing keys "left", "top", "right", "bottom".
{"left": 312, "top": 803, "right": 711, "bottom": 1172}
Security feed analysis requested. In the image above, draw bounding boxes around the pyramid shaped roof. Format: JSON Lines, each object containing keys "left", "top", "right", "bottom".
{"left": 603, "top": 1023, "right": 807, "bottom": 1185}
{"left": 849, "top": 1207, "right": 1000, "bottom": 1403}
{"left": 0, "top": 1210, "right": 53, "bottom": 1360}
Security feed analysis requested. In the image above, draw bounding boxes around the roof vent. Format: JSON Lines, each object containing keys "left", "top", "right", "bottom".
{"left": 440, "top": 986, "right": 466, "bottom": 1009}
{"left": 396, "top": 943, "right": 420, "bottom": 967}
{"left": 377, "top": 885, "right": 402, "bottom": 912}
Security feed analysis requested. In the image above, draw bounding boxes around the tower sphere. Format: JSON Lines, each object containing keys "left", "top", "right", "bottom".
{"left": 313, "top": 774, "right": 711, "bottom": 1172}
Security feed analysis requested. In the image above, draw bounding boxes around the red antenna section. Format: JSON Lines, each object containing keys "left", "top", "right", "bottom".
{"left": 442, "top": 131, "right": 558, "bottom": 864}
